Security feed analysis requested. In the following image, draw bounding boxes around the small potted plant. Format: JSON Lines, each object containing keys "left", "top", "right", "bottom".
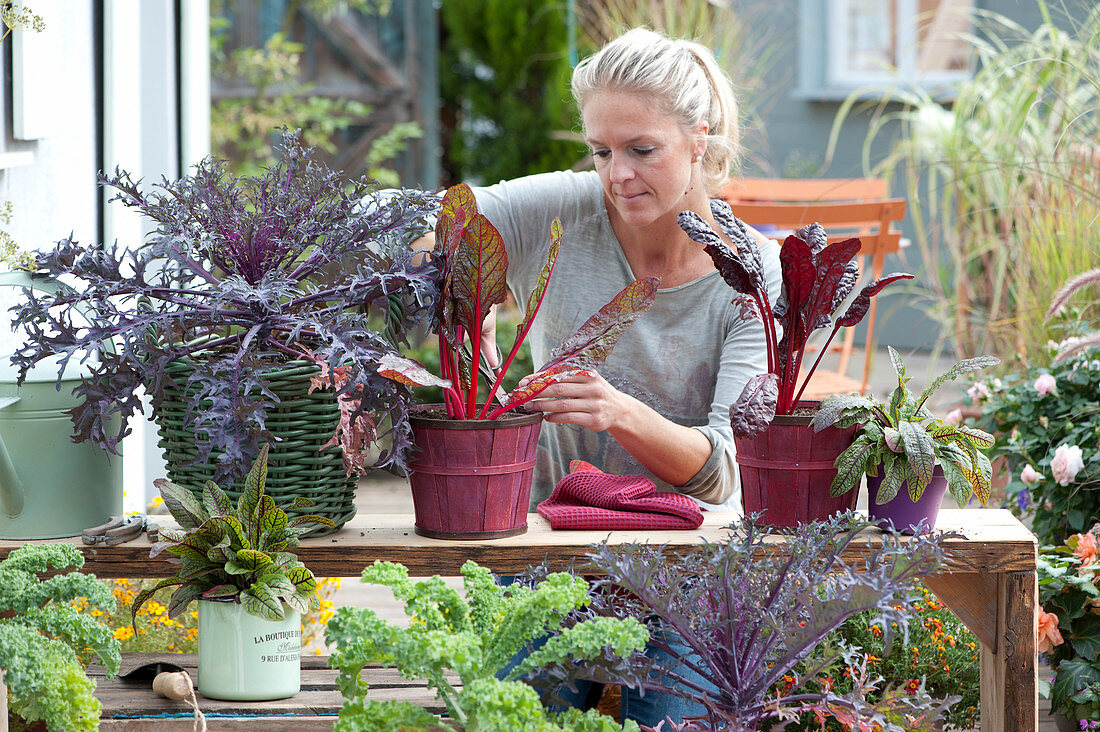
{"left": 812, "top": 346, "right": 999, "bottom": 532}
{"left": 0, "top": 543, "right": 121, "bottom": 730}
{"left": 678, "top": 204, "right": 913, "bottom": 525}
{"left": 132, "top": 445, "right": 333, "bottom": 701}
{"left": 378, "top": 184, "right": 658, "bottom": 539}
{"left": 11, "top": 130, "right": 440, "bottom": 533}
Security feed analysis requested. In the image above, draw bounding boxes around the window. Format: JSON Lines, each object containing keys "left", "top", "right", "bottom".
{"left": 797, "top": 0, "right": 974, "bottom": 99}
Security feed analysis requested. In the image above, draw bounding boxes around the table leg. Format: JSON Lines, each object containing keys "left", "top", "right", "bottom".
{"left": 924, "top": 570, "right": 1037, "bottom": 731}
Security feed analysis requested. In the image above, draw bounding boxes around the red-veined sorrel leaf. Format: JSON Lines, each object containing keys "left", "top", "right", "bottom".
{"left": 377, "top": 353, "right": 453, "bottom": 389}
{"left": 836, "top": 273, "right": 915, "bottom": 327}
{"left": 729, "top": 372, "right": 778, "bottom": 438}
{"left": 540, "top": 277, "right": 660, "bottom": 371}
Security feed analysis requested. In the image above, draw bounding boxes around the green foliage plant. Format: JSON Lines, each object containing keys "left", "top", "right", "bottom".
{"left": 812, "top": 347, "right": 998, "bottom": 506}
{"left": 132, "top": 445, "right": 333, "bottom": 623}
{"left": 975, "top": 345, "right": 1100, "bottom": 546}
{"left": 439, "top": 0, "right": 586, "bottom": 186}
{"left": 1037, "top": 524, "right": 1100, "bottom": 724}
{"left": 324, "top": 559, "right": 648, "bottom": 732}
{"left": 841, "top": 4, "right": 1100, "bottom": 361}
{"left": 0, "top": 544, "right": 121, "bottom": 731}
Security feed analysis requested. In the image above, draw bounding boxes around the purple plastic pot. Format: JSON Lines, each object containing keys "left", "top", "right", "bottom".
{"left": 866, "top": 466, "right": 948, "bottom": 534}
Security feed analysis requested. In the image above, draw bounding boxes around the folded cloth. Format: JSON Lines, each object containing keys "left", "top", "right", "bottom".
{"left": 536, "top": 460, "right": 704, "bottom": 530}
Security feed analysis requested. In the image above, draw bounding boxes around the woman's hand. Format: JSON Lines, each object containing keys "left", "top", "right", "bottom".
{"left": 480, "top": 305, "right": 499, "bottom": 369}
{"left": 523, "top": 370, "right": 624, "bottom": 431}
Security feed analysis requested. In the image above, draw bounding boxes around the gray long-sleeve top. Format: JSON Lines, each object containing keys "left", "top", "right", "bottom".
{"left": 474, "top": 170, "right": 781, "bottom": 508}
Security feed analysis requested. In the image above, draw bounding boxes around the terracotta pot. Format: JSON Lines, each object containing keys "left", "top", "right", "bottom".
{"left": 734, "top": 401, "right": 857, "bottom": 527}
{"left": 408, "top": 406, "right": 542, "bottom": 540}
{"left": 867, "top": 467, "right": 949, "bottom": 534}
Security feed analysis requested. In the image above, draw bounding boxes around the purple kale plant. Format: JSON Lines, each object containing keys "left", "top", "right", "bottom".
{"left": 11, "top": 130, "right": 441, "bottom": 480}
{"left": 678, "top": 201, "right": 914, "bottom": 437}
{"left": 529, "top": 513, "right": 959, "bottom": 731}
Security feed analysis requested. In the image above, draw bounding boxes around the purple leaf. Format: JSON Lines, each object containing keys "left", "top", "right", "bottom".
{"left": 729, "top": 373, "right": 778, "bottom": 438}
{"left": 836, "top": 273, "right": 915, "bottom": 327}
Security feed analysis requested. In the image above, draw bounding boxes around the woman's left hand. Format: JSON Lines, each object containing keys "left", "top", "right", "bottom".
{"left": 522, "top": 370, "right": 624, "bottom": 432}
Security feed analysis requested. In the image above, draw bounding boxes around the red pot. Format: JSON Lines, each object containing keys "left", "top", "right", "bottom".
{"left": 734, "top": 401, "right": 857, "bottom": 527}
{"left": 408, "top": 406, "right": 543, "bottom": 540}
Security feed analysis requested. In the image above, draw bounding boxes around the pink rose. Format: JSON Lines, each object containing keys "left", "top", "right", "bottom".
{"left": 967, "top": 382, "right": 991, "bottom": 403}
{"left": 1033, "top": 373, "right": 1056, "bottom": 396}
{"left": 944, "top": 408, "right": 963, "bottom": 426}
{"left": 1050, "top": 444, "right": 1085, "bottom": 486}
{"left": 1020, "top": 464, "right": 1042, "bottom": 486}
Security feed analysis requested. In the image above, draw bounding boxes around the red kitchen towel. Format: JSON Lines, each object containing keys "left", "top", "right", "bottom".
{"left": 536, "top": 460, "right": 704, "bottom": 530}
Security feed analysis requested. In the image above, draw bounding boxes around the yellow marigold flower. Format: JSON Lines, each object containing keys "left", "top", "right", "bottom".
{"left": 114, "top": 626, "right": 134, "bottom": 641}
{"left": 91, "top": 609, "right": 103, "bottom": 617}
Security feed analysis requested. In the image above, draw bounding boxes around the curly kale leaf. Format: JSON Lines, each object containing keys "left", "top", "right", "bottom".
{"left": 325, "top": 560, "right": 646, "bottom": 731}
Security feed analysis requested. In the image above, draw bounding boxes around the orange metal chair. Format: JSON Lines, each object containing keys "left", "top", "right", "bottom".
{"left": 717, "top": 178, "right": 908, "bottom": 399}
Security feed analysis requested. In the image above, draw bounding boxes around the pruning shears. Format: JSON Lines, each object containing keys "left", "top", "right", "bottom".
{"left": 82, "top": 515, "right": 160, "bottom": 546}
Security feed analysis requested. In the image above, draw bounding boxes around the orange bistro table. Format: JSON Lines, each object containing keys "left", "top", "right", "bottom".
{"left": 0, "top": 508, "right": 1038, "bottom": 731}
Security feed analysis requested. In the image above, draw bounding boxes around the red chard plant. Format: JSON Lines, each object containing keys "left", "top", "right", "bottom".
{"left": 379, "top": 183, "right": 659, "bottom": 420}
{"left": 11, "top": 130, "right": 441, "bottom": 479}
{"left": 678, "top": 202, "right": 914, "bottom": 437}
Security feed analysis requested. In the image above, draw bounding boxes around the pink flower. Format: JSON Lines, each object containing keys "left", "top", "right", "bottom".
{"left": 1072, "top": 532, "right": 1097, "bottom": 569}
{"left": 944, "top": 409, "right": 963, "bottom": 426}
{"left": 1033, "top": 373, "right": 1057, "bottom": 396}
{"left": 1020, "top": 464, "right": 1042, "bottom": 486}
{"left": 967, "top": 382, "right": 991, "bottom": 403}
{"left": 1037, "top": 608, "right": 1064, "bottom": 653}
{"left": 1050, "top": 444, "right": 1085, "bottom": 486}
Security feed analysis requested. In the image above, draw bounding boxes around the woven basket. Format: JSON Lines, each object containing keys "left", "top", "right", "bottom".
{"left": 153, "top": 359, "right": 356, "bottom": 536}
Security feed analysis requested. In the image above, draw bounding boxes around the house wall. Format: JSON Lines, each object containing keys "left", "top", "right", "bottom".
{"left": 742, "top": 0, "right": 1048, "bottom": 352}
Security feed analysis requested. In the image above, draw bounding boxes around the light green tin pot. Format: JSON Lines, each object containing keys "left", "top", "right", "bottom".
{"left": 0, "top": 271, "right": 122, "bottom": 539}
{"left": 197, "top": 599, "right": 301, "bottom": 701}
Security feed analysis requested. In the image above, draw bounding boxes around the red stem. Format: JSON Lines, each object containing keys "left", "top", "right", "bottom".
{"left": 791, "top": 323, "right": 842, "bottom": 407}
{"left": 485, "top": 382, "right": 551, "bottom": 420}
{"left": 465, "top": 303, "right": 481, "bottom": 419}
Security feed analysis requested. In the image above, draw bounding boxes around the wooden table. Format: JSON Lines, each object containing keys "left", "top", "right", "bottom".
{"left": 1, "top": 508, "right": 1038, "bottom": 731}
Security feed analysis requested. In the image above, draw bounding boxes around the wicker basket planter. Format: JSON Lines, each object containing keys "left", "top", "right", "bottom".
{"left": 153, "top": 359, "right": 355, "bottom": 536}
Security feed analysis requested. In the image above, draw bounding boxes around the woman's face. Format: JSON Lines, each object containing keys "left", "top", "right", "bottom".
{"left": 581, "top": 90, "right": 704, "bottom": 230}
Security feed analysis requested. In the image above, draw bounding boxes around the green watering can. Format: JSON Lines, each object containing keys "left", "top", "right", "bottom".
{"left": 0, "top": 271, "right": 122, "bottom": 539}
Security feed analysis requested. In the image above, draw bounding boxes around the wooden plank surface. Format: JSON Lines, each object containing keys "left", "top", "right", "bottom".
{"left": 0, "top": 510, "right": 1036, "bottom": 578}
{"left": 89, "top": 653, "right": 454, "bottom": 729}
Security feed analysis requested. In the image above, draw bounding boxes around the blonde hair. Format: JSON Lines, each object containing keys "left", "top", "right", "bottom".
{"left": 571, "top": 27, "right": 740, "bottom": 194}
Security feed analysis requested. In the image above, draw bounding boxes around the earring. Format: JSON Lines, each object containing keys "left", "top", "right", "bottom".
{"left": 693, "top": 154, "right": 702, "bottom": 163}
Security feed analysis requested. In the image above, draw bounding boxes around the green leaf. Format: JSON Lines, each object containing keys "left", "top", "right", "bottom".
{"left": 258, "top": 506, "right": 289, "bottom": 547}
{"left": 238, "top": 444, "right": 269, "bottom": 523}
{"left": 915, "top": 355, "right": 999, "bottom": 411}
{"left": 227, "top": 548, "right": 274, "bottom": 575}
{"left": 155, "top": 478, "right": 208, "bottom": 529}
{"left": 210, "top": 515, "right": 249, "bottom": 549}
{"left": 941, "top": 460, "right": 975, "bottom": 508}
{"left": 830, "top": 435, "right": 873, "bottom": 496}
{"left": 874, "top": 462, "right": 907, "bottom": 504}
{"left": 1052, "top": 658, "right": 1100, "bottom": 712}
{"left": 956, "top": 424, "right": 995, "bottom": 448}
{"left": 167, "top": 583, "right": 207, "bottom": 619}
{"left": 812, "top": 394, "right": 875, "bottom": 431}
{"left": 1067, "top": 614, "right": 1100, "bottom": 662}
{"left": 201, "top": 584, "right": 241, "bottom": 600}
{"left": 202, "top": 480, "right": 233, "bottom": 517}
{"left": 286, "top": 565, "right": 318, "bottom": 597}
{"left": 242, "top": 583, "right": 284, "bottom": 621}
{"left": 899, "top": 420, "right": 935, "bottom": 486}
